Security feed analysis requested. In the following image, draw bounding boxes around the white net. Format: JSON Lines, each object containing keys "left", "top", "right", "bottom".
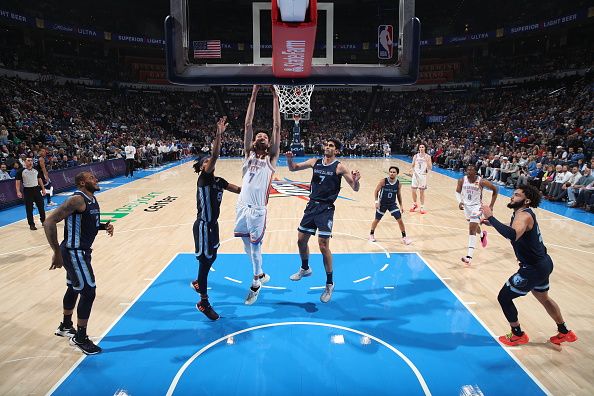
{"left": 273, "top": 84, "right": 315, "bottom": 115}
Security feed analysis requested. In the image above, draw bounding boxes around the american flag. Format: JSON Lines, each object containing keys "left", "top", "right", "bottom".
{"left": 193, "top": 40, "right": 221, "bottom": 59}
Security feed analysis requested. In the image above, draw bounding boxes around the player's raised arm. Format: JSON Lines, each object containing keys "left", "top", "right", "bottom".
{"left": 204, "top": 117, "right": 228, "bottom": 174}
{"left": 285, "top": 151, "right": 316, "bottom": 172}
{"left": 269, "top": 88, "right": 282, "bottom": 165}
{"left": 244, "top": 85, "right": 259, "bottom": 158}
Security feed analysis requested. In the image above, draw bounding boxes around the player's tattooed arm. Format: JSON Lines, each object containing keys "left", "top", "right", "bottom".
{"left": 44, "top": 196, "right": 85, "bottom": 249}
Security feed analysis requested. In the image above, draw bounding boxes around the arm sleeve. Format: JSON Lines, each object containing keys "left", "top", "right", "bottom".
{"left": 487, "top": 216, "right": 516, "bottom": 241}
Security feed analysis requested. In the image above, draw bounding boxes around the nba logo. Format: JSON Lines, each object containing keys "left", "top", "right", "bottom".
{"left": 378, "top": 25, "right": 393, "bottom": 60}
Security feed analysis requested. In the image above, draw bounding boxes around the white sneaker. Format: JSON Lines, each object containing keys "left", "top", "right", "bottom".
{"left": 461, "top": 256, "right": 472, "bottom": 265}
{"left": 48, "top": 202, "right": 58, "bottom": 206}
{"left": 244, "top": 283, "right": 261, "bottom": 305}
{"left": 368, "top": 234, "right": 377, "bottom": 242}
{"left": 258, "top": 273, "right": 270, "bottom": 285}
{"left": 320, "top": 283, "right": 335, "bottom": 303}
{"left": 401, "top": 236, "right": 412, "bottom": 245}
{"left": 289, "top": 268, "right": 312, "bottom": 281}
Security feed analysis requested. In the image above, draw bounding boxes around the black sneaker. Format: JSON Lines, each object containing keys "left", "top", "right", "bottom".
{"left": 29, "top": 225, "right": 37, "bottom": 230}
{"left": 55, "top": 322, "right": 76, "bottom": 338}
{"left": 70, "top": 336, "right": 102, "bottom": 355}
{"left": 196, "top": 302, "right": 220, "bottom": 321}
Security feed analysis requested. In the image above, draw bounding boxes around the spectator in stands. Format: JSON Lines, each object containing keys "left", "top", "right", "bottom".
{"left": 0, "top": 163, "right": 11, "bottom": 180}
{"left": 550, "top": 165, "right": 582, "bottom": 202}
{"left": 547, "top": 165, "right": 570, "bottom": 199}
{"left": 567, "top": 167, "right": 594, "bottom": 207}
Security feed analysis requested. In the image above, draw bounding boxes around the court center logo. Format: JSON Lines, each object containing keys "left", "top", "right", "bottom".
{"left": 269, "top": 179, "right": 311, "bottom": 200}
{"left": 269, "top": 178, "right": 353, "bottom": 201}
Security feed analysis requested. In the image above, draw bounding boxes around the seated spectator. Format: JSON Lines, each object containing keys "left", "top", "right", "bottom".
{"left": 0, "top": 163, "right": 11, "bottom": 180}
{"left": 547, "top": 164, "right": 569, "bottom": 199}
{"left": 551, "top": 165, "right": 582, "bottom": 202}
{"left": 568, "top": 167, "right": 594, "bottom": 207}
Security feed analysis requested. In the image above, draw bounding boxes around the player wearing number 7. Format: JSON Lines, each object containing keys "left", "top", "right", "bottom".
{"left": 234, "top": 85, "right": 281, "bottom": 305}
{"left": 285, "top": 139, "right": 361, "bottom": 303}
{"left": 456, "top": 164, "right": 498, "bottom": 265}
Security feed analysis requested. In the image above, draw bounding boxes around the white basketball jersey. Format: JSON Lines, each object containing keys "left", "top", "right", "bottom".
{"left": 462, "top": 176, "right": 483, "bottom": 206}
{"left": 414, "top": 154, "right": 428, "bottom": 174}
{"left": 239, "top": 152, "right": 274, "bottom": 207}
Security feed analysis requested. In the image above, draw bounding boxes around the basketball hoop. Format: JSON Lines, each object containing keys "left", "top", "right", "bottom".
{"left": 273, "top": 84, "right": 315, "bottom": 115}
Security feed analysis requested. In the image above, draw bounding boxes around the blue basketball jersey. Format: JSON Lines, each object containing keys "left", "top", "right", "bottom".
{"left": 309, "top": 159, "right": 342, "bottom": 204}
{"left": 196, "top": 171, "right": 229, "bottom": 223}
{"left": 510, "top": 208, "right": 548, "bottom": 265}
{"left": 63, "top": 191, "right": 100, "bottom": 250}
{"left": 379, "top": 178, "right": 399, "bottom": 206}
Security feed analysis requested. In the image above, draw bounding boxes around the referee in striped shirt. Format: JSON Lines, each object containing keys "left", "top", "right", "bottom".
{"left": 15, "top": 157, "right": 46, "bottom": 230}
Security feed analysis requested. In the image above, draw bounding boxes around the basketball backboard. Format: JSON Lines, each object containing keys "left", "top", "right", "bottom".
{"left": 165, "top": 0, "right": 420, "bottom": 86}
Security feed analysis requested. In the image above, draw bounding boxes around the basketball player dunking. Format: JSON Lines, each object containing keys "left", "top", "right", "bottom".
{"left": 285, "top": 139, "right": 361, "bottom": 303}
{"left": 191, "top": 117, "right": 241, "bottom": 320}
{"left": 456, "top": 164, "right": 498, "bottom": 265}
{"left": 410, "top": 143, "right": 432, "bottom": 214}
{"left": 482, "top": 185, "right": 578, "bottom": 347}
{"left": 235, "top": 85, "right": 281, "bottom": 305}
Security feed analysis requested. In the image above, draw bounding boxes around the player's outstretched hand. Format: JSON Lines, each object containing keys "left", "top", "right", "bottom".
{"left": 284, "top": 151, "right": 294, "bottom": 159}
{"left": 458, "top": 203, "right": 464, "bottom": 210}
{"left": 481, "top": 204, "right": 493, "bottom": 219}
{"left": 216, "top": 116, "right": 228, "bottom": 134}
{"left": 352, "top": 170, "right": 361, "bottom": 182}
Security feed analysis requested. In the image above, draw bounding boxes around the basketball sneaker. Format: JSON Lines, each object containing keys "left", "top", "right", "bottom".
{"left": 70, "top": 335, "right": 102, "bottom": 355}
{"left": 549, "top": 330, "right": 577, "bottom": 345}
{"left": 290, "top": 267, "right": 312, "bottom": 281}
{"left": 401, "top": 237, "right": 412, "bottom": 245}
{"left": 54, "top": 322, "right": 76, "bottom": 338}
{"left": 419, "top": 208, "right": 427, "bottom": 214}
{"left": 245, "top": 283, "right": 261, "bottom": 305}
{"left": 258, "top": 273, "right": 270, "bottom": 285}
{"left": 461, "top": 256, "right": 472, "bottom": 265}
{"left": 196, "top": 301, "right": 220, "bottom": 321}
{"left": 480, "top": 230, "right": 488, "bottom": 248}
{"left": 498, "top": 332, "right": 529, "bottom": 346}
{"left": 320, "top": 283, "right": 335, "bottom": 303}
{"left": 369, "top": 234, "right": 377, "bottom": 242}
{"left": 409, "top": 203, "right": 418, "bottom": 212}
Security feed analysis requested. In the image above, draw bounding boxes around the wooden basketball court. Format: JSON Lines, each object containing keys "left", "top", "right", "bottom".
{"left": 0, "top": 157, "right": 592, "bottom": 395}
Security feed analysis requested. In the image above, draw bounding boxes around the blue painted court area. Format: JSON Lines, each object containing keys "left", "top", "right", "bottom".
{"left": 394, "top": 155, "right": 594, "bottom": 226}
{"left": 0, "top": 158, "right": 192, "bottom": 227}
{"left": 51, "top": 253, "right": 546, "bottom": 396}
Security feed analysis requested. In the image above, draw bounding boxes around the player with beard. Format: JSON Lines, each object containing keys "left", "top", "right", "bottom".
{"left": 235, "top": 85, "right": 281, "bottom": 305}
{"left": 482, "top": 185, "right": 577, "bottom": 347}
{"left": 43, "top": 171, "right": 114, "bottom": 355}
